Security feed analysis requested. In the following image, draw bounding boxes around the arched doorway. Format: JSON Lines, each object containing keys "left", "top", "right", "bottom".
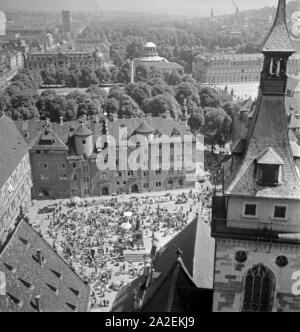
{"left": 131, "top": 184, "right": 139, "bottom": 193}
{"left": 102, "top": 187, "right": 109, "bottom": 196}
{"left": 242, "top": 264, "right": 275, "bottom": 312}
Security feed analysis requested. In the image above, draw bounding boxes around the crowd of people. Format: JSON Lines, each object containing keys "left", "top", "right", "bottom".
{"left": 33, "top": 189, "right": 213, "bottom": 311}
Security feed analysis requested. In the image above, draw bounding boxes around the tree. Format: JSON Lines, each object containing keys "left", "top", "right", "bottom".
{"left": 86, "top": 85, "right": 107, "bottom": 108}
{"left": 95, "top": 67, "right": 111, "bottom": 83}
{"left": 202, "top": 108, "right": 232, "bottom": 151}
{"left": 199, "top": 87, "right": 221, "bottom": 108}
{"left": 135, "top": 64, "right": 150, "bottom": 82}
{"left": 80, "top": 67, "right": 99, "bottom": 87}
{"left": 125, "top": 82, "right": 152, "bottom": 106}
{"left": 7, "top": 105, "right": 40, "bottom": 121}
{"left": 36, "top": 90, "right": 59, "bottom": 116}
{"left": 168, "top": 70, "right": 183, "bottom": 86}
{"left": 175, "top": 82, "right": 200, "bottom": 105}
{"left": 126, "top": 41, "right": 144, "bottom": 58}
{"left": 39, "top": 95, "right": 77, "bottom": 122}
{"left": 142, "top": 93, "right": 181, "bottom": 119}
{"left": 186, "top": 101, "right": 204, "bottom": 132}
{"left": 108, "top": 85, "right": 125, "bottom": 101}
{"left": 119, "top": 95, "right": 144, "bottom": 118}
{"left": 106, "top": 98, "right": 120, "bottom": 116}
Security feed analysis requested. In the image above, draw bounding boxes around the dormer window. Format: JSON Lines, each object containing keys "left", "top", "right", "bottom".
{"left": 255, "top": 147, "right": 283, "bottom": 187}
{"left": 258, "top": 164, "right": 280, "bottom": 185}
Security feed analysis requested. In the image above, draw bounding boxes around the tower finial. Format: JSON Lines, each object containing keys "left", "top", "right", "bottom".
{"left": 262, "top": 0, "right": 294, "bottom": 53}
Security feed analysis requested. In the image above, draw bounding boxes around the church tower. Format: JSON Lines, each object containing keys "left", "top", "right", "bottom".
{"left": 211, "top": 0, "right": 300, "bottom": 312}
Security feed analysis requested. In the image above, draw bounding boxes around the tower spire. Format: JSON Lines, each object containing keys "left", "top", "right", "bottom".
{"left": 262, "top": 0, "right": 295, "bottom": 53}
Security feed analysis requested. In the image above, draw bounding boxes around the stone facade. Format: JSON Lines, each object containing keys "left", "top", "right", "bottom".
{"left": 193, "top": 53, "right": 300, "bottom": 84}
{"left": 17, "top": 116, "right": 202, "bottom": 199}
{"left": 25, "top": 50, "right": 103, "bottom": 71}
{"left": 0, "top": 117, "right": 32, "bottom": 243}
{"left": 213, "top": 239, "right": 300, "bottom": 312}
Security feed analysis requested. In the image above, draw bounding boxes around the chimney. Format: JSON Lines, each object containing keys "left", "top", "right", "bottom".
{"left": 46, "top": 118, "right": 50, "bottom": 126}
{"left": 130, "top": 56, "right": 135, "bottom": 84}
{"left": 60, "top": 116, "right": 63, "bottom": 126}
{"left": 165, "top": 111, "right": 171, "bottom": 119}
{"left": 95, "top": 114, "right": 99, "bottom": 124}
{"left": 147, "top": 113, "right": 152, "bottom": 119}
{"left": 35, "top": 295, "right": 41, "bottom": 312}
{"left": 82, "top": 115, "right": 87, "bottom": 124}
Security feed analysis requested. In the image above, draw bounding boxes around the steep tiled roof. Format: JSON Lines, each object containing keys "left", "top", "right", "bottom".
{"left": 134, "top": 121, "right": 154, "bottom": 134}
{"left": 262, "top": 0, "right": 295, "bottom": 53}
{"left": 74, "top": 124, "right": 93, "bottom": 137}
{"left": 15, "top": 120, "right": 104, "bottom": 155}
{"left": 32, "top": 126, "right": 68, "bottom": 151}
{"left": 0, "top": 116, "right": 29, "bottom": 189}
{"left": 225, "top": 95, "right": 300, "bottom": 199}
{"left": 112, "top": 219, "right": 215, "bottom": 312}
{"left": 0, "top": 219, "right": 90, "bottom": 312}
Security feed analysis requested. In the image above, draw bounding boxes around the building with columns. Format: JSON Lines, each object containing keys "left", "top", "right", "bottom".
{"left": 193, "top": 53, "right": 300, "bottom": 84}
{"left": 211, "top": 0, "right": 300, "bottom": 312}
{"left": 25, "top": 49, "right": 103, "bottom": 72}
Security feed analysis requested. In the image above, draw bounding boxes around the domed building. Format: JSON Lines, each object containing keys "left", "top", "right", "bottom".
{"left": 134, "top": 42, "right": 184, "bottom": 75}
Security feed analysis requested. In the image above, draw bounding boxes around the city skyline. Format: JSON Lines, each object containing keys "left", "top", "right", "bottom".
{"left": 0, "top": 0, "right": 288, "bottom": 16}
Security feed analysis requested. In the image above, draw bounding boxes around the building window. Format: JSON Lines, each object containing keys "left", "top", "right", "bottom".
{"left": 60, "top": 174, "right": 68, "bottom": 181}
{"left": 41, "top": 174, "right": 49, "bottom": 181}
{"left": 273, "top": 206, "right": 287, "bottom": 220}
{"left": 40, "top": 162, "right": 48, "bottom": 169}
{"left": 258, "top": 165, "right": 280, "bottom": 186}
{"left": 242, "top": 265, "right": 275, "bottom": 312}
{"left": 243, "top": 203, "right": 258, "bottom": 218}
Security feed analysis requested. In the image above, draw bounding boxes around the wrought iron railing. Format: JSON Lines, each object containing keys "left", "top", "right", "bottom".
{"left": 212, "top": 217, "right": 300, "bottom": 240}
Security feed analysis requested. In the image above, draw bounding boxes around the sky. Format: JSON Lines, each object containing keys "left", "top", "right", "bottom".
{"left": 0, "top": 0, "right": 293, "bottom": 16}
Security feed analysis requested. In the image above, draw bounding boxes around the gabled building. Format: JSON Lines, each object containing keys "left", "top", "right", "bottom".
{"left": 112, "top": 218, "right": 215, "bottom": 312}
{"left": 0, "top": 115, "right": 32, "bottom": 245}
{"left": 211, "top": 0, "right": 300, "bottom": 312}
{"left": 0, "top": 218, "right": 90, "bottom": 312}
{"left": 16, "top": 114, "right": 202, "bottom": 199}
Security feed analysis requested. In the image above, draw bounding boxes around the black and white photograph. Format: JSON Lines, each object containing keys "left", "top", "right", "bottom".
{"left": 0, "top": 0, "right": 300, "bottom": 316}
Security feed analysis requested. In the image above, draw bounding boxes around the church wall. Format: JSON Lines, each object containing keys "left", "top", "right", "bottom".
{"left": 227, "top": 196, "right": 300, "bottom": 225}
{"left": 213, "top": 238, "right": 300, "bottom": 312}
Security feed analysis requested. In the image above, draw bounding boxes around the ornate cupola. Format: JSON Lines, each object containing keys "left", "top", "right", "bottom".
{"left": 261, "top": 0, "right": 295, "bottom": 95}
